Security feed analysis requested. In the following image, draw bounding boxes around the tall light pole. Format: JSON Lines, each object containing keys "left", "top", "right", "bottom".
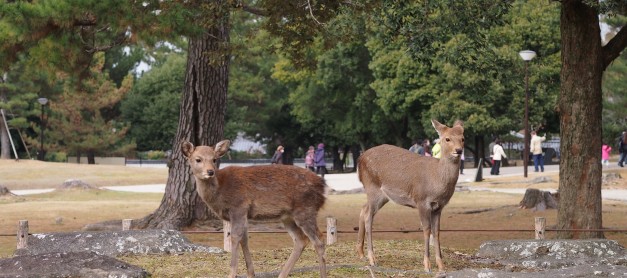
{"left": 519, "top": 50, "right": 536, "bottom": 178}
{"left": 37, "top": 97, "right": 48, "bottom": 161}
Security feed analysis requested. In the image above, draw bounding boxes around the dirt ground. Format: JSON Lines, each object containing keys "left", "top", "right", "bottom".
{"left": 1, "top": 160, "right": 626, "bottom": 258}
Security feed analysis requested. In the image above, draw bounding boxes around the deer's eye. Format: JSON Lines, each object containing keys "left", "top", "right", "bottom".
{"left": 446, "top": 138, "right": 451, "bottom": 142}
{"left": 213, "top": 159, "right": 217, "bottom": 163}
{"left": 462, "top": 138, "right": 465, "bottom": 142}
{"left": 195, "top": 158, "right": 202, "bottom": 163}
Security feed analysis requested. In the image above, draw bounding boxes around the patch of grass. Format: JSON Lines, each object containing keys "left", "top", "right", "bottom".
{"left": 120, "top": 240, "right": 494, "bottom": 277}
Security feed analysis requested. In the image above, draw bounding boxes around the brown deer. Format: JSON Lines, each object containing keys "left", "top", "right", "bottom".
{"left": 182, "top": 140, "right": 327, "bottom": 278}
{"left": 356, "top": 119, "right": 464, "bottom": 273}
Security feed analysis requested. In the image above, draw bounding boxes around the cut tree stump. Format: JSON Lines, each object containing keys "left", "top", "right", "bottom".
{"left": 519, "top": 188, "right": 559, "bottom": 211}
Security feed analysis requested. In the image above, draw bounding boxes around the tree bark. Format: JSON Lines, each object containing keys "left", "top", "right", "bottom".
{"left": 0, "top": 91, "right": 10, "bottom": 159}
{"left": 557, "top": 0, "right": 604, "bottom": 239}
{"left": 136, "top": 13, "right": 230, "bottom": 229}
{"left": 0, "top": 114, "right": 9, "bottom": 159}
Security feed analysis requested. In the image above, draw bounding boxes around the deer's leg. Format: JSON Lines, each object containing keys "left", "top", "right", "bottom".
{"left": 431, "top": 210, "right": 445, "bottom": 272}
{"left": 295, "top": 212, "right": 327, "bottom": 278}
{"left": 419, "top": 208, "right": 433, "bottom": 273}
{"left": 240, "top": 224, "right": 255, "bottom": 277}
{"left": 229, "top": 215, "right": 253, "bottom": 278}
{"left": 279, "top": 217, "right": 309, "bottom": 278}
{"left": 356, "top": 202, "right": 368, "bottom": 259}
{"left": 365, "top": 192, "right": 388, "bottom": 266}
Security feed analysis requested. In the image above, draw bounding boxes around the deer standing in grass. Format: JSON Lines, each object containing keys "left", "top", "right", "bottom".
{"left": 182, "top": 140, "right": 327, "bottom": 278}
{"left": 356, "top": 119, "right": 464, "bottom": 273}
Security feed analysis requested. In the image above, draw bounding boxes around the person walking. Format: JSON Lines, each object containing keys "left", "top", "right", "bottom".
{"left": 491, "top": 139, "right": 507, "bottom": 175}
{"left": 271, "top": 145, "right": 284, "bottom": 164}
{"left": 619, "top": 132, "right": 627, "bottom": 167}
{"left": 314, "top": 143, "right": 327, "bottom": 178}
{"left": 602, "top": 143, "right": 612, "bottom": 166}
{"left": 305, "top": 145, "right": 315, "bottom": 172}
{"left": 530, "top": 131, "right": 546, "bottom": 172}
{"left": 459, "top": 149, "right": 465, "bottom": 174}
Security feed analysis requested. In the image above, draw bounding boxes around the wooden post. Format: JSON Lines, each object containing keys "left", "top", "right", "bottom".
{"left": 535, "top": 217, "right": 546, "bottom": 239}
{"left": 326, "top": 217, "right": 337, "bottom": 245}
{"left": 122, "top": 219, "right": 133, "bottom": 231}
{"left": 223, "top": 220, "right": 232, "bottom": 252}
{"left": 17, "top": 220, "right": 28, "bottom": 249}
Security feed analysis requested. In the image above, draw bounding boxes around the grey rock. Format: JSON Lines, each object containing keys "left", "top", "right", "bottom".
{"left": 445, "top": 239, "right": 627, "bottom": 277}
{"left": 0, "top": 251, "right": 148, "bottom": 278}
{"left": 15, "top": 229, "right": 223, "bottom": 257}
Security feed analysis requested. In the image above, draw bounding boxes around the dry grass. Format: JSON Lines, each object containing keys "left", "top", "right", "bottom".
{"left": 1, "top": 161, "right": 626, "bottom": 277}
{"left": 0, "top": 159, "right": 167, "bottom": 189}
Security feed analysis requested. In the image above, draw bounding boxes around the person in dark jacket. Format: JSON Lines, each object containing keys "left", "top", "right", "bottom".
{"left": 271, "top": 145, "right": 284, "bottom": 164}
{"left": 314, "top": 143, "right": 327, "bottom": 178}
{"left": 619, "top": 132, "right": 627, "bottom": 167}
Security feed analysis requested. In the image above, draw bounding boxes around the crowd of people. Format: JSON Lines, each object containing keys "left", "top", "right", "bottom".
{"left": 269, "top": 129, "right": 627, "bottom": 179}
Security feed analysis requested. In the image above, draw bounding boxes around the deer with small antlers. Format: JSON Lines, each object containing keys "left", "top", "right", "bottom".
{"left": 182, "top": 140, "right": 327, "bottom": 278}
{"left": 356, "top": 119, "right": 464, "bottom": 273}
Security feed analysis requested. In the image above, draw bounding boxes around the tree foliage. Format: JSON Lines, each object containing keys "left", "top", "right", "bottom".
{"left": 120, "top": 53, "right": 185, "bottom": 151}
{"left": 39, "top": 53, "right": 135, "bottom": 162}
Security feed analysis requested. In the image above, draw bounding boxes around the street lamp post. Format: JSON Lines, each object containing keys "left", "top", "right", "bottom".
{"left": 519, "top": 50, "right": 536, "bottom": 178}
{"left": 37, "top": 97, "right": 48, "bottom": 161}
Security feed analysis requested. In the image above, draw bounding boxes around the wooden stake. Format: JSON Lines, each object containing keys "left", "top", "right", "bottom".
{"left": 17, "top": 220, "right": 28, "bottom": 249}
{"left": 122, "top": 219, "right": 132, "bottom": 231}
{"left": 535, "top": 217, "right": 546, "bottom": 239}
{"left": 326, "top": 217, "right": 337, "bottom": 245}
{"left": 223, "top": 220, "right": 232, "bottom": 252}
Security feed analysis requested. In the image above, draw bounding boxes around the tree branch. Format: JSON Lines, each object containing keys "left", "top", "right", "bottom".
{"left": 234, "top": 1, "right": 269, "bottom": 17}
{"left": 602, "top": 24, "right": 627, "bottom": 70}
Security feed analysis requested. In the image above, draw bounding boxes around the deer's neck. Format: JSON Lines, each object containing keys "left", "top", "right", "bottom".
{"left": 436, "top": 157, "right": 461, "bottom": 185}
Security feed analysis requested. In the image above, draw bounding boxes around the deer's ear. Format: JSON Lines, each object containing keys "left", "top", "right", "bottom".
{"left": 215, "top": 140, "right": 231, "bottom": 158}
{"left": 453, "top": 120, "right": 464, "bottom": 128}
{"left": 181, "top": 141, "right": 195, "bottom": 159}
{"left": 431, "top": 119, "right": 447, "bottom": 137}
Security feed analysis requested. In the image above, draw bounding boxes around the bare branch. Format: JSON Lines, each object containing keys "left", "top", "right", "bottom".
{"left": 233, "top": 1, "right": 269, "bottom": 16}
{"left": 307, "top": 0, "right": 323, "bottom": 25}
{"left": 602, "top": 24, "right": 627, "bottom": 70}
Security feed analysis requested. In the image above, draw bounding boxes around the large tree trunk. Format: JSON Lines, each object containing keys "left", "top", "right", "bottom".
{"left": 136, "top": 15, "right": 230, "bottom": 230}
{"left": 557, "top": 1, "right": 604, "bottom": 239}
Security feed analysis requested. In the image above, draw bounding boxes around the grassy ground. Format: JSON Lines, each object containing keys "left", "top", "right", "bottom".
{"left": 1, "top": 160, "right": 626, "bottom": 277}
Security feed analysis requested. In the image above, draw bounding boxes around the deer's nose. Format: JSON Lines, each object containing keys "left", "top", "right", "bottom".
{"left": 207, "top": 170, "right": 215, "bottom": 177}
{"left": 455, "top": 148, "right": 463, "bottom": 155}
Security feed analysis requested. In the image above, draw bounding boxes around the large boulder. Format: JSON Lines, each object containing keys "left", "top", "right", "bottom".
{"left": 444, "top": 239, "right": 627, "bottom": 277}
{"left": 15, "top": 229, "right": 223, "bottom": 257}
{"left": 0, "top": 251, "right": 148, "bottom": 278}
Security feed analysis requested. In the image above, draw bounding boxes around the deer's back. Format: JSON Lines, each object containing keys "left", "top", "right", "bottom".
{"left": 358, "top": 144, "right": 453, "bottom": 206}
{"left": 209, "top": 165, "right": 326, "bottom": 220}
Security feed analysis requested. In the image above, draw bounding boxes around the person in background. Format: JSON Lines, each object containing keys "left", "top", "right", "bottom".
{"left": 489, "top": 137, "right": 497, "bottom": 165}
{"left": 491, "top": 139, "right": 507, "bottom": 175}
{"left": 271, "top": 145, "right": 284, "bottom": 164}
{"left": 314, "top": 143, "right": 327, "bottom": 178}
{"left": 602, "top": 143, "right": 612, "bottom": 166}
{"left": 459, "top": 149, "right": 465, "bottom": 174}
{"left": 619, "top": 131, "right": 627, "bottom": 167}
{"left": 409, "top": 139, "right": 423, "bottom": 155}
{"left": 422, "top": 139, "right": 431, "bottom": 156}
{"left": 432, "top": 139, "right": 441, "bottom": 159}
{"left": 305, "top": 145, "right": 315, "bottom": 172}
{"left": 530, "top": 131, "right": 547, "bottom": 172}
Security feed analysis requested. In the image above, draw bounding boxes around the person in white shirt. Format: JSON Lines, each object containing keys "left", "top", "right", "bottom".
{"left": 530, "top": 131, "right": 547, "bottom": 172}
{"left": 490, "top": 139, "right": 507, "bottom": 175}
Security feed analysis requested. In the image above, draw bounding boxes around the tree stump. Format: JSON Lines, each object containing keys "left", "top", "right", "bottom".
{"left": 519, "top": 188, "right": 559, "bottom": 211}
{"left": 0, "top": 185, "right": 15, "bottom": 197}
